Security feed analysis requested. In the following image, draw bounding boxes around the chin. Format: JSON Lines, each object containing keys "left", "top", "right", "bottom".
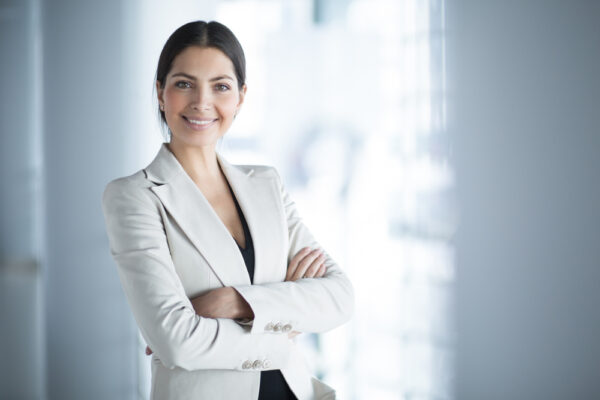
{"left": 171, "top": 132, "right": 223, "bottom": 149}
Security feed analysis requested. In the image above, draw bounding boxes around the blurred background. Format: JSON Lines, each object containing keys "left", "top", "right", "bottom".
{"left": 0, "top": 0, "right": 598, "bottom": 399}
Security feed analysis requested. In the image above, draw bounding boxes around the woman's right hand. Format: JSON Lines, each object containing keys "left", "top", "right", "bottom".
{"left": 285, "top": 247, "right": 327, "bottom": 281}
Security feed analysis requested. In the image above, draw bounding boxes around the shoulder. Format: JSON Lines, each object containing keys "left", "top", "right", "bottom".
{"left": 102, "top": 170, "right": 158, "bottom": 214}
{"left": 103, "top": 170, "right": 148, "bottom": 199}
{"left": 231, "top": 163, "right": 281, "bottom": 180}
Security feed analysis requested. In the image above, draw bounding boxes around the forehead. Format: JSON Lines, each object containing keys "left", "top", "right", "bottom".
{"left": 169, "top": 46, "right": 235, "bottom": 78}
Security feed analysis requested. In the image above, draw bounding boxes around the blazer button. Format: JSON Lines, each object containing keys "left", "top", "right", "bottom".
{"left": 282, "top": 324, "right": 292, "bottom": 333}
{"left": 265, "top": 322, "right": 274, "bottom": 331}
{"left": 273, "top": 323, "right": 282, "bottom": 332}
{"left": 242, "top": 360, "right": 253, "bottom": 370}
{"left": 263, "top": 359, "right": 272, "bottom": 369}
{"left": 252, "top": 360, "right": 263, "bottom": 369}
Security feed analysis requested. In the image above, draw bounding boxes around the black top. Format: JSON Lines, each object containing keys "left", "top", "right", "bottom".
{"left": 231, "top": 190, "right": 297, "bottom": 400}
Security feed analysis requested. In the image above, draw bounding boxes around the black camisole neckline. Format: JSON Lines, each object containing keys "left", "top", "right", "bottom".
{"left": 229, "top": 189, "right": 297, "bottom": 400}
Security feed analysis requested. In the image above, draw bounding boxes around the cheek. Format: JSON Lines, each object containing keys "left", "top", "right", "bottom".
{"left": 164, "top": 90, "right": 185, "bottom": 109}
{"left": 219, "top": 96, "right": 240, "bottom": 117}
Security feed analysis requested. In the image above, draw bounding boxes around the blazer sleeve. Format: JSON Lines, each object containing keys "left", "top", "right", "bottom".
{"left": 102, "top": 177, "right": 294, "bottom": 372}
{"left": 233, "top": 168, "right": 355, "bottom": 335}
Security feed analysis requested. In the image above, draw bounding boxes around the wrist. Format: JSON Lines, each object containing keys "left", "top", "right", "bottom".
{"left": 231, "top": 287, "right": 253, "bottom": 319}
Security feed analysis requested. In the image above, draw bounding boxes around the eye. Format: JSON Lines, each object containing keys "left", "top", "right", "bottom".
{"left": 215, "top": 83, "right": 230, "bottom": 92}
{"left": 175, "top": 80, "right": 192, "bottom": 89}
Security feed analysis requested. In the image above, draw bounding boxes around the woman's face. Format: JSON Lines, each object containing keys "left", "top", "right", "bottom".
{"left": 157, "top": 46, "right": 246, "bottom": 149}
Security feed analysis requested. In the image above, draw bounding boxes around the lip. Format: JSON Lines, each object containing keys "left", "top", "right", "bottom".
{"left": 182, "top": 116, "right": 218, "bottom": 131}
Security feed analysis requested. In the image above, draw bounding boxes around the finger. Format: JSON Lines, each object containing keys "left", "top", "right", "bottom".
{"left": 303, "top": 253, "right": 326, "bottom": 278}
{"left": 288, "top": 330, "right": 301, "bottom": 339}
{"left": 286, "top": 247, "right": 310, "bottom": 280}
{"left": 291, "top": 249, "right": 320, "bottom": 281}
{"left": 294, "top": 249, "right": 323, "bottom": 280}
{"left": 291, "top": 249, "right": 323, "bottom": 281}
{"left": 286, "top": 247, "right": 311, "bottom": 281}
{"left": 315, "top": 263, "right": 327, "bottom": 278}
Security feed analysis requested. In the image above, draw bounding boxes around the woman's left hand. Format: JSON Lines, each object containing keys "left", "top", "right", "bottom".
{"left": 286, "top": 247, "right": 327, "bottom": 281}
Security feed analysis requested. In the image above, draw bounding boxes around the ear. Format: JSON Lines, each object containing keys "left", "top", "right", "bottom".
{"left": 156, "top": 80, "right": 165, "bottom": 110}
{"left": 236, "top": 84, "right": 247, "bottom": 112}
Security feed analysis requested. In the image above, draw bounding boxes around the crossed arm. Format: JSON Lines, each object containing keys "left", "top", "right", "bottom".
{"left": 104, "top": 170, "right": 353, "bottom": 370}
{"left": 145, "top": 246, "right": 327, "bottom": 355}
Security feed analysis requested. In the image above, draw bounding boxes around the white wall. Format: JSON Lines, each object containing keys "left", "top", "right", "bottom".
{"left": 0, "top": 0, "right": 44, "bottom": 398}
{"left": 42, "top": 1, "right": 139, "bottom": 399}
{"left": 450, "top": 1, "right": 600, "bottom": 399}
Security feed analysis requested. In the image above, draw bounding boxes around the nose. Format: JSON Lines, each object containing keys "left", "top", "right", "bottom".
{"left": 191, "top": 85, "right": 212, "bottom": 111}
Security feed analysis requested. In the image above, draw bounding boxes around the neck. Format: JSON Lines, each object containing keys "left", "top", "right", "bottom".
{"left": 166, "top": 141, "right": 222, "bottom": 182}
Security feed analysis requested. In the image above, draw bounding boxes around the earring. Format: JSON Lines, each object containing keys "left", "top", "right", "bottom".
{"left": 160, "top": 104, "right": 164, "bottom": 111}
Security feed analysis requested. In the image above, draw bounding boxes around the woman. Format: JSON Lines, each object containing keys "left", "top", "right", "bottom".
{"left": 102, "top": 21, "right": 353, "bottom": 400}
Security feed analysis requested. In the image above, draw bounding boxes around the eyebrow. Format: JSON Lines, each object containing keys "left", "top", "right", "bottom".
{"left": 170, "top": 72, "right": 234, "bottom": 82}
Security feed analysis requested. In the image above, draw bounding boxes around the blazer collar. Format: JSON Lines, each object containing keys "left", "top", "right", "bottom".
{"left": 145, "top": 143, "right": 255, "bottom": 184}
{"left": 143, "top": 143, "right": 259, "bottom": 287}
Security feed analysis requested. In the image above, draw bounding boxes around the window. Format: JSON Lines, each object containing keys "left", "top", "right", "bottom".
{"left": 132, "top": 1, "right": 453, "bottom": 398}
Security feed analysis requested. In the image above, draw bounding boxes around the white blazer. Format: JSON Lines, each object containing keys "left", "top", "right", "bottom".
{"left": 102, "top": 144, "right": 354, "bottom": 400}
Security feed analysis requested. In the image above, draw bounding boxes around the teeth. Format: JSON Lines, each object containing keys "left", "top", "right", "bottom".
{"left": 187, "top": 118, "right": 214, "bottom": 125}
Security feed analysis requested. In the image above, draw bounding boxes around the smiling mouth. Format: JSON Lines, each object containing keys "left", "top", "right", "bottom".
{"left": 184, "top": 116, "right": 217, "bottom": 126}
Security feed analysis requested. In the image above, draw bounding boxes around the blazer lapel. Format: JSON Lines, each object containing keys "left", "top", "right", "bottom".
{"left": 144, "top": 144, "right": 251, "bottom": 287}
{"left": 218, "top": 154, "right": 288, "bottom": 285}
